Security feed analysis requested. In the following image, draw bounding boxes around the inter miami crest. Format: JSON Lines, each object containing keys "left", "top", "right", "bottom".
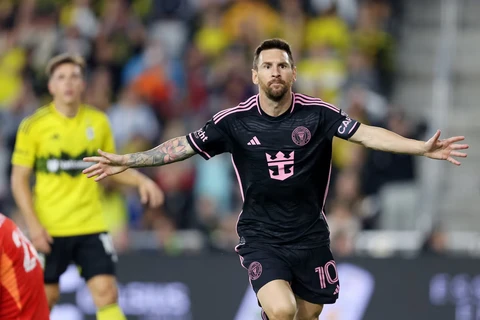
{"left": 292, "top": 126, "right": 311, "bottom": 146}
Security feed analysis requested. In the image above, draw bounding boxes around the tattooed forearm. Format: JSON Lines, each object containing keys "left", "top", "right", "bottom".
{"left": 125, "top": 136, "right": 195, "bottom": 168}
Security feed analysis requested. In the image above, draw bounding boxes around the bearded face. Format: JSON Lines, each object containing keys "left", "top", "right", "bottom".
{"left": 259, "top": 76, "right": 291, "bottom": 102}
{"left": 253, "top": 49, "right": 296, "bottom": 102}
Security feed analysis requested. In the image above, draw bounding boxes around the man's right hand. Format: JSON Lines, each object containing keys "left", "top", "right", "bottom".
{"left": 29, "top": 223, "right": 53, "bottom": 254}
{"left": 83, "top": 149, "right": 129, "bottom": 182}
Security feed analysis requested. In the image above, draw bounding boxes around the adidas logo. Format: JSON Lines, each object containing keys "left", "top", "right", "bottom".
{"left": 247, "top": 136, "right": 261, "bottom": 146}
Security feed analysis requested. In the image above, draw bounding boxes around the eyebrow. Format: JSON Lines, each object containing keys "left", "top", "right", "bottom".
{"left": 262, "top": 61, "right": 289, "bottom": 65}
{"left": 54, "top": 71, "right": 82, "bottom": 77}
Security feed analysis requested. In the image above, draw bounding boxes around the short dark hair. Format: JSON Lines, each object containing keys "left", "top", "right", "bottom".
{"left": 253, "top": 38, "right": 294, "bottom": 69}
{"left": 46, "top": 53, "right": 86, "bottom": 78}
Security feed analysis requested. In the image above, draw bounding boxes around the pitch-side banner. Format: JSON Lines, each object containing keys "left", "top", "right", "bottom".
{"left": 51, "top": 254, "right": 480, "bottom": 320}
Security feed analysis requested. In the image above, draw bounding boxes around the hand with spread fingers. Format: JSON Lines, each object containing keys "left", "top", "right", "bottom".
{"left": 423, "top": 130, "right": 469, "bottom": 166}
{"left": 83, "top": 149, "right": 129, "bottom": 182}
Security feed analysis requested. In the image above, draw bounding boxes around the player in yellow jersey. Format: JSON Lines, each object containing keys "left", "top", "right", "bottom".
{"left": 10, "top": 53, "right": 164, "bottom": 320}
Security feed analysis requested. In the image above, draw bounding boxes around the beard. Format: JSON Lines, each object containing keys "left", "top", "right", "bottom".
{"left": 259, "top": 79, "right": 290, "bottom": 102}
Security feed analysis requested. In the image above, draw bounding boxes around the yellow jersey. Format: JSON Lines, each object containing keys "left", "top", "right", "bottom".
{"left": 11, "top": 103, "right": 116, "bottom": 236}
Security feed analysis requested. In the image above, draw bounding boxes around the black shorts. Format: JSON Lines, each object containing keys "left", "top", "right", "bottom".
{"left": 42, "top": 232, "right": 117, "bottom": 284}
{"left": 236, "top": 243, "right": 340, "bottom": 305}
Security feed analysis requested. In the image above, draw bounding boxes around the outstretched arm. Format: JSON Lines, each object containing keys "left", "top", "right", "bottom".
{"left": 83, "top": 136, "right": 196, "bottom": 181}
{"left": 349, "top": 124, "right": 469, "bottom": 165}
{"left": 125, "top": 136, "right": 195, "bottom": 167}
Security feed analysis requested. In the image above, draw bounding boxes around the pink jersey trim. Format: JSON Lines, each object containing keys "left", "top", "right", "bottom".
{"left": 188, "top": 133, "right": 212, "bottom": 159}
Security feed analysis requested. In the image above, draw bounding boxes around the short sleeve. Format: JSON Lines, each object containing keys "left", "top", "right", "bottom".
{"left": 324, "top": 107, "right": 361, "bottom": 140}
{"left": 11, "top": 120, "right": 37, "bottom": 168}
{"left": 186, "top": 119, "right": 231, "bottom": 160}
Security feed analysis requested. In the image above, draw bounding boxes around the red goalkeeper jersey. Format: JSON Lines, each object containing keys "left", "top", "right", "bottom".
{"left": 0, "top": 213, "right": 49, "bottom": 320}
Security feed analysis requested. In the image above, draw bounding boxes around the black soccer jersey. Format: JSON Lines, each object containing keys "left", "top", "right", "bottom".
{"left": 187, "top": 93, "right": 360, "bottom": 248}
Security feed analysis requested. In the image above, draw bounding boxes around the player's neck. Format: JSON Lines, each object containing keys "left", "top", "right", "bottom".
{"left": 53, "top": 100, "right": 81, "bottom": 118}
{"left": 259, "top": 91, "right": 292, "bottom": 117}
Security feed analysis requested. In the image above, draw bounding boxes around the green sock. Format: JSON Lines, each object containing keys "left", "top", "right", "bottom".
{"left": 96, "top": 303, "right": 127, "bottom": 320}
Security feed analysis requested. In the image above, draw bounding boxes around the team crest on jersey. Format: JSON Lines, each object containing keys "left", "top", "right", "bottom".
{"left": 248, "top": 261, "right": 263, "bottom": 280}
{"left": 292, "top": 126, "right": 311, "bottom": 146}
{"left": 86, "top": 126, "right": 95, "bottom": 140}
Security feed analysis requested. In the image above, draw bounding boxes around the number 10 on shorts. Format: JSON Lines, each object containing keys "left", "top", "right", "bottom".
{"left": 315, "top": 260, "right": 338, "bottom": 289}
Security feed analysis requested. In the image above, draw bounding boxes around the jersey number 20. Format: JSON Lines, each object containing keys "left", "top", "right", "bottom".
{"left": 12, "top": 229, "right": 38, "bottom": 272}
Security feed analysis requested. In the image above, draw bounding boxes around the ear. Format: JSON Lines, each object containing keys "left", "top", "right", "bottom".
{"left": 252, "top": 69, "right": 258, "bottom": 85}
{"left": 292, "top": 66, "right": 297, "bottom": 82}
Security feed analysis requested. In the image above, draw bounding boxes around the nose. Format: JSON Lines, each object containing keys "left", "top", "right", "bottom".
{"left": 271, "top": 69, "right": 280, "bottom": 77}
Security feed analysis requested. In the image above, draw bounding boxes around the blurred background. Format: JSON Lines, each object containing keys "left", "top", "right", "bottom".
{"left": 0, "top": 0, "right": 479, "bottom": 319}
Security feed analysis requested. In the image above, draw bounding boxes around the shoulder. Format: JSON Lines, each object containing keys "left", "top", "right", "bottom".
{"left": 18, "top": 105, "right": 52, "bottom": 134}
{"left": 0, "top": 213, "right": 7, "bottom": 228}
{"left": 0, "top": 213, "right": 13, "bottom": 232}
{"left": 0, "top": 214, "right": 6, "bottom": 247}
{"left": 211, "top": 94, "right": 259, "bottom": 125}
{"left": 83, "top": 104, "right": 110, "bottom": 124}
{"left": 83, "top": 104, "right": 108, "bottom": 119}
{"left": 293, "top": 93, "right": 341, "bottom": 114}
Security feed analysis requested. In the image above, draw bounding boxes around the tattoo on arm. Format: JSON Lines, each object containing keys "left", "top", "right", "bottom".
{"left": 125, "top": 136, "right": 195, "bottom": 168}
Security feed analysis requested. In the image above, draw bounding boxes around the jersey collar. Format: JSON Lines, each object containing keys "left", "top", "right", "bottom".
{"left": 50, "top": 102, "right": 84, "bottom": 121}
{"left": 257, "top": 93, "right": 294, "bottom": 121}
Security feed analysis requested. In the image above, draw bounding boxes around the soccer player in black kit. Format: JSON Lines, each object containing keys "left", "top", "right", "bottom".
{"left": 83, "top": 39, "right": 469, "bottom": 320}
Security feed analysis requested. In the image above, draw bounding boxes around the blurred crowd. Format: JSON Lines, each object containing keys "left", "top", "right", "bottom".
{"left": 0, "top": 0, "right": 428, "bottom": 256}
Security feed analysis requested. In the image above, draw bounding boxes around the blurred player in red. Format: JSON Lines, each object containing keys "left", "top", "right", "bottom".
{"left": 0, "top": 213, "right": 50, "bottom": 320}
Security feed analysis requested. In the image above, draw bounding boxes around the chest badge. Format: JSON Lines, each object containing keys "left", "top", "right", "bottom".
{"left": 86, "top": 127, "right": 95, "bottom": 141}
{"left": 292, "top": 126, "right": 311, "bottom": 146}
